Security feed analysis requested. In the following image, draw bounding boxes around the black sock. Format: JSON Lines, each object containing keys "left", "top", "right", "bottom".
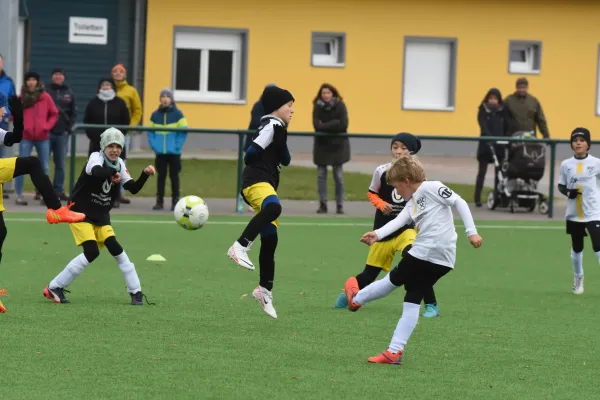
{"left": 13, "top": 157, "right": 61, "bottom": 210}
{"left": 237, "top": 202, "right": 282, "bottom": 247}
{"left": 423, "top": 286, "right": 437, "bottom": 305}
{"left": 356, "top": 265, "right": 382, "bottom": 289}
{"left": 259, "top": 233, "right": 278, "bottom": 291}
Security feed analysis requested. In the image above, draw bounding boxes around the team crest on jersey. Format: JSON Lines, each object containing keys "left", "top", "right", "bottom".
{"left": 438, "top": 187, "right": 453, "bottom": 199}
{"left": 102, "top": 180, "right": 112, "bottom": 194}
{"left": 588, "top": 166, "right": 595, "bottom": 174}
{"left": 391, "top": 189, "right": 404, "bottom": 204}
{"left": 416, "top": 196, "right": 426, "bottom": 210}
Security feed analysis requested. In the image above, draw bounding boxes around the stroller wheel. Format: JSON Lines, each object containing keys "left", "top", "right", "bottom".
{"left": 539, "top": 201, "right": 549, "bottom": 215}
{"left": 486, "top": 191, "right": 496, "bottom": 210}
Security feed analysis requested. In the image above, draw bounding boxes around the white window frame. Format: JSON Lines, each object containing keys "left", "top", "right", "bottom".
{"left": 311, "top": 32, "right": 345, "bottom": 68}
{"left": 401, "top": 36, "right": 457, "bottom": 112}
{"left": 508, "top": 41, "right": 542, "bottom": 75}
{"left": 172, "top": 27, "right": 248, "bottom": 104}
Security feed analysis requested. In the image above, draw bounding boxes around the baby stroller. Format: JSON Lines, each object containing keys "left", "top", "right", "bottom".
{"left": 486, "top": 131, "right": 549, "bottom": 214}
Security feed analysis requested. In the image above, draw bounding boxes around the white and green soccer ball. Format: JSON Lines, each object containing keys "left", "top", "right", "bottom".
{"left": 174, "top": 195, "right": 209, "bottom": 230}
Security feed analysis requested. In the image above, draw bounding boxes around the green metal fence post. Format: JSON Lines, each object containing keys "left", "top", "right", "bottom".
{"left": 68, "top": 129, "right": 77, "bottom": 195}
{"left": 235, "top": 131, "right": 244, "bottom": 214}
{"left": 547, "top": 142, "right": 556, "bottom": 219}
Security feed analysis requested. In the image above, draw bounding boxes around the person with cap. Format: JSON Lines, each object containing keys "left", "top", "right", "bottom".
{"left": 226, "top": 85, "right": 295, "bottom": 319}
{"left": 112, "top": 64, "right": 143, "bottom": 205}
{"left": 333, "top": 133, "right": 442, "bottom": 317}
{"left": 503, "top": 77, "right": 550, "bottom": 138}
{"left": 43, "top": 127, "right": 155, "bottom": 306}
{"left": 15, "top": 71, "right": 58, "bottom": 206}
{"left": 312, "top": 83, "right": 350, "bottom": 215}
{"left": 244, "top": 82, "right": 277, "bottom": 152}
{"left": 147, "top": 87, "right": 188, "bottom": 211}
{"left": 0, "top": 92, "right": 87, "bottom": 313}
{"left": 83, "top": 78, "right": 130, "bottom": 207}
{"left": 558, "top": 127, "right": 600, "bottom": 296}
{"left": 47, "top": 68, "right": 77, "bottom": 200}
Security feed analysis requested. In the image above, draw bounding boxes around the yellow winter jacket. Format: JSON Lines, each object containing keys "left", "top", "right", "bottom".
{"left": 115, "top": 80, "right": 142, "bottom": 126}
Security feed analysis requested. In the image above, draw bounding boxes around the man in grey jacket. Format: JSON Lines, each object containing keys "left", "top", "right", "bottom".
{"left": 503, "top": 77, "right": 550, "bottom": 138}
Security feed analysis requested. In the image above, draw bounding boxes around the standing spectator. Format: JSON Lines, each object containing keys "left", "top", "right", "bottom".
{"left": 244, "top": 83, "right": 276, "bottom": 152}
{"left": 503, "top": 77, "right": 550, "bottom": 138}
{"left": 312, "top": 83, "right": 350, "bottom": 215}
{"left": 112, "top": 64, "right": 142, "bottom": 206}
{"left": 474, "top": 88, "right": 509, "bottom": 207}
{"left": 46, "top": 68, "right": 76, "bottom": 200}
{"left": 84, "top": 78, "right": 130, "bottom": 154}
{"left": 15, "top": 72, "right": 58, "bottom": 206}
{"left": 148, "top": 88, "right": 188, "bottom": 211}
{"left": 0, "top": 55, "right": 16, "bottom": 199}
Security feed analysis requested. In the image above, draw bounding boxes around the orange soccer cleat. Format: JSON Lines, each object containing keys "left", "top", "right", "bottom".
{"left": 0, "top": 300, "right": 6, "bottom": 313}
{"left": 46, "top": 203, "right": 86, "bottom": 224}
{"left": 368, "top": 349, "right": 403, "bottom": 365}
{"left": 344, "top": 277, "right": 361, "bottom": 311}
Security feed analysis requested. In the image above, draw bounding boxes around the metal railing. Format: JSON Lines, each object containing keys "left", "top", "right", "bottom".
{"left": 70, "top": 123, "right": 590, "bottom": 218}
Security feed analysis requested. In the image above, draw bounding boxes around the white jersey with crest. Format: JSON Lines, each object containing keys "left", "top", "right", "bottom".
{"left": 374, "top": 181, "right": 476, "bottom": 268}
{"left": 558, "top": 155, "right": 600, "bottom": 222}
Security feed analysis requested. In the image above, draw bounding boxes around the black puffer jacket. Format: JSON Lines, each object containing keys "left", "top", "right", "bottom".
{"left": 312, "top": 98, "right": 350, "bottom": 166}
{"left": 477, "top": 88, "right": 509, "bottom": 163}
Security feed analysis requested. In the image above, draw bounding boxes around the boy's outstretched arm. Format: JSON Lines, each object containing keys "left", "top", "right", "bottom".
{"left": 3, "top": 96, "right": 23, "bottom": 146}
{"left": 454, "top": 198, "right": 482, "bottom": 247}
{"left": 122, "top": 165, "right": 155, "bottom": 194}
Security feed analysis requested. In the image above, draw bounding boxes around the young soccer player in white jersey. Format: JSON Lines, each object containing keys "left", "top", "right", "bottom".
{"left": 344, "top": 155, "right": 482, "bottom": 365}
{"left": 334, "top": 133, "right": 441, "bottom": 317}
{"left": 43, "top": 128, "right": 156, "bottom": 306}
{"left": 557, "top": 128, "right": 600, "bottom": 295}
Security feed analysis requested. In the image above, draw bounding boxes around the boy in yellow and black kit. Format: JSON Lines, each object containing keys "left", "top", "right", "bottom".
{"left": 227, "top": 85, "right": 294, "bottom": 319}
{"left": 334, "top": 133, "right": 441, "bottom": 317}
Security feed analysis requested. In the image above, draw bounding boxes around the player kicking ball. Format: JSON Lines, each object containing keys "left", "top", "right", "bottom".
{"left": 0, "top": 92, "right": 86, "bottom": 313}
{"left": 558, "top": 127, "right": 600, "bottom": 295}
{"left": 44, "top": 128, "right": 155, "bottom": 306}
{"left": 344, "top": 155, "right": 482, "bottom": 365}
{"left": 334, "top": 133, "right": 442, "bottom": 317}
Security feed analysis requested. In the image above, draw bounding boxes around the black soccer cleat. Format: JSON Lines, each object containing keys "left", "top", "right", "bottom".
{"left": 43, "top": 285, "right": 71, "bottom": 304}
{"left": 130, "top": 291, "right": 155, "bottom": 306}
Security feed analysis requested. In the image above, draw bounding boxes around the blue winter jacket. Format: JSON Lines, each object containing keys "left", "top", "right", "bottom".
{"left": 0, "top": 71, "right": 16, "bottom": 130}
{"left": 147, "top": 104, "right": 188, "bottom": 155}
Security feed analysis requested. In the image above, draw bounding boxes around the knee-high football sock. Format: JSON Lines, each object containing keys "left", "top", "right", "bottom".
{"left": 258, "top": 231, "right": 278, "bottom": 291}
{"left": 572, "top": 249, "right": 584, "bottom": 277}
{"left": 114, "top": 251, "right": 141, "bottom": 293}
{"left": 50, "top": 254, "right": 89, "bottom": 289}
{"left": 237, "top": 201, "right": 281, "bottom": 247}
{"left": 388, "top": 302, "right": 421, "bottom": 353}
{"left": 354, "top": 273, "right": 398, "bottom": 306}
{"left": 13, "top": 157, "right": 61, "bottom": 210}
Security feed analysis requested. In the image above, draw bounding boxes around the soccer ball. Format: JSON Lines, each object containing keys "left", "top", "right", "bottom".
{"left": 174, "top": 196, "right": 209, "bottom": 230}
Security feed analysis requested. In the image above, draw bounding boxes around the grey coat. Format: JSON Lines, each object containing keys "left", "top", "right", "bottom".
{"left": 312, "top": 99, "right": 350, "bottom": 166}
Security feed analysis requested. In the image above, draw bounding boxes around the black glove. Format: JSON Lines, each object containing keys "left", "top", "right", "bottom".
{"left": 567, "top": 189, "right": 580, "bottom": 199}
{"left": 7, "top": 96, "right": 23, "bottom": 143}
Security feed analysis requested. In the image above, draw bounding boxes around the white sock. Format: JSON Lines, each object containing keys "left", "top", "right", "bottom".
{"left": 354, "top": 273, "right": 398, "bottom": 306}
{"left": 388, "top": 302, "right": 421, "bottom": 353}
{"left": 115, "top": 251, "right": 141, "bottom": 293}
{"left": 571, "top": 249, "right": 584, "bottom": 277}
{"left": 50, "top": 254, "right": 89, "bottom": 289}
{"left": 595, "top": 251, "right": 600, "bottom": 267}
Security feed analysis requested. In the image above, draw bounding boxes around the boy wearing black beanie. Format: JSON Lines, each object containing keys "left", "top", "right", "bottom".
{"left": 227, "top": 85, "right": 294, "bottom": 319}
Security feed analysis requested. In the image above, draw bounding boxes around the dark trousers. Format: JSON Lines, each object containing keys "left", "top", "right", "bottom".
{"left": 475, "top": 160, "right": 500, "bottom": 203}
{"left": 155, "top": 154, "right": 181, "bottom": 202}
{"left": 389, "top": 253, "right": 451, "bottom": 305}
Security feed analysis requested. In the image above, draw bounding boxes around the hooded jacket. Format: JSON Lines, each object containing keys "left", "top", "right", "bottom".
{"left": 477, "top": 88, "right": 509, "bottom": 163}
{"left": 148, "top": 103, "right": 188, "bottom": 154}
{"left": 115, "top": 80, "right": 142, "bottom": 126}
{"left": 47, "top": 82, "right": 76, "bottom": 134}
{"left": 0, "top": 71, "right": 15, "bottom": 130}
{"left": 21, "top": 87, "right": 59, "bottom": 141}
{"left": 84, "top": 78, "right": 130, "bottom": 150}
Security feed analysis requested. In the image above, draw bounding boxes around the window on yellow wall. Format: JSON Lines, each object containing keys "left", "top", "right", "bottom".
{"left": 508, "top": 41, "right": 541, "bottom": 75}
{"left": 173, "top": 28, "right": 248, "bottom": 104}
{"left": 311, "top": 32, "right": 345, "bottom": 68}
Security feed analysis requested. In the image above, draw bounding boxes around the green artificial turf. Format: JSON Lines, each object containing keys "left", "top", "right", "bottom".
{"left": 2, "top": 215, "right": 589, "bottom": 399}
{"left": 19, "top": 158, "right": 488, "bottom": 202}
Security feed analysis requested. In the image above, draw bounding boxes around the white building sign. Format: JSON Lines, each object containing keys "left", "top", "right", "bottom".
{"left": 68, "top": 17, "right": 108, "bottom": 45}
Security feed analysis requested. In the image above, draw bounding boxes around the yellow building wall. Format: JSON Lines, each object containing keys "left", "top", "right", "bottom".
{"left": 144, "top": 0, "right": 600, "bottom": 139}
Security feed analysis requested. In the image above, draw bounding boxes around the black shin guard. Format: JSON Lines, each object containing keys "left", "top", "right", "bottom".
{"left": 104, "top": 236, "right": 124, "bottom": 257}
{"left": 258, "top": 232, "right": 278, "bottom": 291}
{"left": 13, "top": 157, "right": 61, "bottom": 210}
{"left": 82, "top": 240, "right": 100, "bottom": 263}
{"left": 356, "top": 265, "right": 382, "bottom": 289}
{"left": 238, "top": 202, "right": 282, "bottom": 247}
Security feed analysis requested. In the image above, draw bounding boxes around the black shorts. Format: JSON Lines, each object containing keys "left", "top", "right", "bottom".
{"left": 389, "top": 253, "right": 452, "bottom": 296}
{"left": 566, "top": 220, "right": 600, "bottom": 251}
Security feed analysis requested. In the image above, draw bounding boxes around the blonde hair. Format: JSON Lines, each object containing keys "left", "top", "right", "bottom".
{"left": 386, "top": 155, "right": 426, "bottom": 185}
